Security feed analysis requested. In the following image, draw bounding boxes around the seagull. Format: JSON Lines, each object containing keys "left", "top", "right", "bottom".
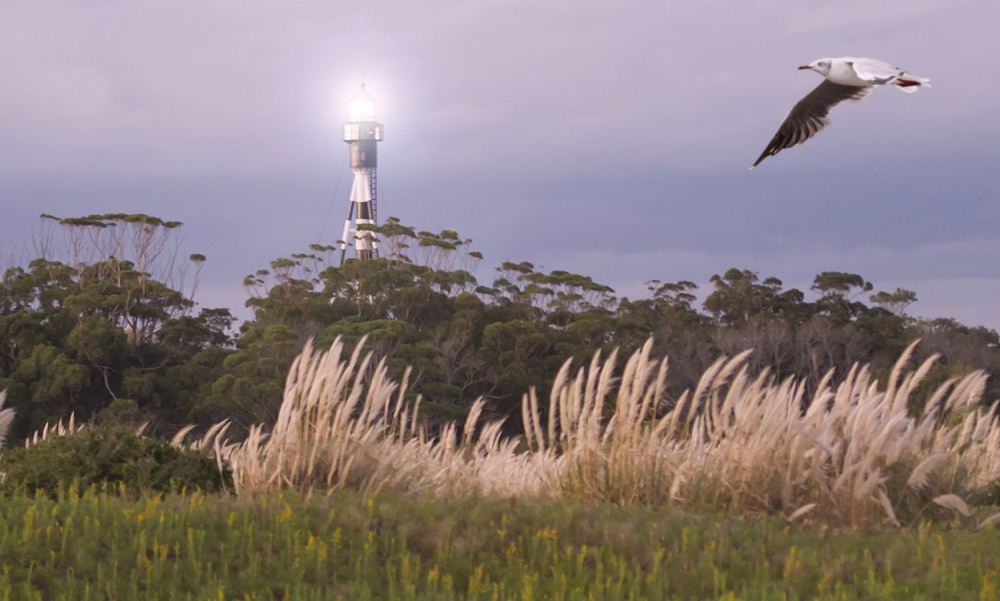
{"left": 750, "top": 57, "right": 930, "bottom": 169}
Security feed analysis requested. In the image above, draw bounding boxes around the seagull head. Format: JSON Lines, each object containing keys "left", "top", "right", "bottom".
{"left": 799, "top": 59, "right": 832, "bottom": 76}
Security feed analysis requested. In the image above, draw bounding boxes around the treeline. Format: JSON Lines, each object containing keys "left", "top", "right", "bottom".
{"left": 2, "top": 213, "right": 998, "bottom": 440}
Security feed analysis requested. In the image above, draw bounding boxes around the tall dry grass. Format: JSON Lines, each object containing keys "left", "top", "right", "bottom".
{"left": 221, "top": 337, "right": 422, "bottom": 495}
{"left": 5, "top": 333, "right": 999, "bottom": 528}
{"left": 218, "top": 336, "right": 1000, "bottom": 527}
{"left": 217, "top": 337, "right": 556, "bottom": 497}
{"left": 525, "top": 340, "right": 1000, "bottom": 526}
{"left": 0, "top": 390, "right": 15, "bottom": 452}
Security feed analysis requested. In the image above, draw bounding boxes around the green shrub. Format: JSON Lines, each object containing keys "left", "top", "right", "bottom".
{"left": 0, "top": 425, "right": 231, "bottom": 498}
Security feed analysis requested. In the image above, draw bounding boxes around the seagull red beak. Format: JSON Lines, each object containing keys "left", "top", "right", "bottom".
{"left": 798, "top": 65, "right": 812, "bottom": 70}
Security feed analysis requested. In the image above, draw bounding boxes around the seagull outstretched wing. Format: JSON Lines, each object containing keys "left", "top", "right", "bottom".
{"left": 751, "top": 80, "right": 872, "bottom": 169}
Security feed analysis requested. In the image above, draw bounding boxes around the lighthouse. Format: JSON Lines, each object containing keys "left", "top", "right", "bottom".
{"left": 339, "top": 83, "right": 384, "bottom": 262}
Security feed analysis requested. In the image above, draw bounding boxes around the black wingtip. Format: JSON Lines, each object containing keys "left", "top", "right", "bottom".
{"left": 750, "top": 152, "right": 769, "bottom": 170}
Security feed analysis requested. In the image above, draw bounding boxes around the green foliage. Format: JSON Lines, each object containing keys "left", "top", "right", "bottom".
{"left": 704, "top": 268, "right": 788, "bottom": 325}
{"left": 203, "top": 324, "right": 300, "bottom": 431}
{"left": 0, "top": 425, "right": 230, "bottom": 498}
{"left": 812, "top": 271, "right": 873, "bottom": 295}
{"left": 871, "top": 287, "right": 919, "bottom": 316}
{"left": 214, "top": 219, "right": 1000, "bottom": 436}
{"left": 96, "top": 397, "right": 145, "bottom": 426}
{"left": 1, "top": 488, "right": 1000, "bottom": 598}
{"left": 215, "top": 222, "right": 634, "bottom": 433}
{"left": 0, "top": 214, "right": 234, "bottom": 439}
{"left": 812, "top": 271, "right": 873, "bottom": 323}
{"left": 5, "top": 213, "right": 1000, "bottom": 447}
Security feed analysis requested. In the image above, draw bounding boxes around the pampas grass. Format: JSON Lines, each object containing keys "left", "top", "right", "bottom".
{"left": 221, "top": 337, "right": 423, "bottom": 495}
{"left": 530, "top": 340, "right": 1000, "bottom": 526}
{"left": 0, "top": 390, "right": 14, "bottom": 452}
{"left": 218, "top": 336, "right": 1000, "bottom": 527}
{"left": 219, "top": 336, "right": 557, "bottom": 498}
{"left": 8, "top": 333, "right": 1000, "bottom": 529}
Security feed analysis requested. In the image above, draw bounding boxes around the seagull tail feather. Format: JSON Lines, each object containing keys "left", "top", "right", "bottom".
{"left": 893, "top": 75, "right": 931, "bottom": 93}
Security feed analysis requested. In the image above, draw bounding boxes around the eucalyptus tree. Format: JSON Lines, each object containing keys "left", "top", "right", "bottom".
{"left": 0, "top": 214, "right": 232, "bottom": 439}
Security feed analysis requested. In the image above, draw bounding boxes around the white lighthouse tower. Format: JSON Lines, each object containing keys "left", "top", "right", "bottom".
{"left": 339, "top": 83, "right": 384, "bottom": 262}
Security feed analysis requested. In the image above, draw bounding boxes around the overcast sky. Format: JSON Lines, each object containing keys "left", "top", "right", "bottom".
{"left": 2, "top": 1, "right": 998, "bottom": 328}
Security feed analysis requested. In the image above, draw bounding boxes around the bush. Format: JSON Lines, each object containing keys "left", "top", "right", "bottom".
{"left": 0, "top": 425, "right": 231, "bottom": 498}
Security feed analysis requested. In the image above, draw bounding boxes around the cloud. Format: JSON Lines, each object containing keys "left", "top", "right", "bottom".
{"left": 1, "top": 0, "right": 998, "bottom": 329}
{"left": 4, "top": 1, "right": 996, "bottom": 179}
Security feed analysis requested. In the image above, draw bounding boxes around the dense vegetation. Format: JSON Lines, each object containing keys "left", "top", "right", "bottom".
{"left": 0, "top": 214, "right": 233, "bottom": 441}
{"left": 3, "top": 487, "right": 1000, "bottom": 599}
{"left": 0, "top": 424, "right": 230, "bottom": 498}
{"left": 4, "top": 213, "right": 1000, "bottom": 597}
{"left": 2, "top": 213, "right": 999, "bottom": 442}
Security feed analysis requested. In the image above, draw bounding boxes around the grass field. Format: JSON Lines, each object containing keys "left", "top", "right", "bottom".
{"left": 5, "top": 338, "right": 1000, "bottom": 598}
{"left": 2, "top": 486, "right": 1000, "bottom": 600}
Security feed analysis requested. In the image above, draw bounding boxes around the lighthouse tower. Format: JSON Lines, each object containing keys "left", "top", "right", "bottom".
{"left": 339, "top": 83, "right": 384, "bottom": 262}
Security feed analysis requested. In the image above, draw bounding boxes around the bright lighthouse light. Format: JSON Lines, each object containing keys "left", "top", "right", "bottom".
{"left": 349, "top": 83, "right": 377, "bottom": 122}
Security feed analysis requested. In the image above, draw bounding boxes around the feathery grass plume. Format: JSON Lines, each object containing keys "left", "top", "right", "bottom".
{"left": 222, "top": 336, "right": 554, "bottom": 498}
{"left": 933, "top": 493, "right": 970, "bottom": 516}
{"left": 521, "top": 339, "right": 1000, "bottom": 527}
{"left": 171, "top": 420, "right": 235, "bottom": 479}
{"left": 0, "top": 390, "right": 15, "bottom": 452}
{"left": 978, "top": 512, "right": 1000, "bottom": 530}
{"left": 224, "top": 338, "right": 1000, "bottom": 527}
{"left": 225, "top": 336, "right": 429, "bottom": 495}
{"left": 24, "top": 413, "right": 84, "bottom": 448}
{"left": 19, "top": 411, "right": 150, "bottom": 451}
{"left": 788, "top": 503, "right": 817, "bottom": 522}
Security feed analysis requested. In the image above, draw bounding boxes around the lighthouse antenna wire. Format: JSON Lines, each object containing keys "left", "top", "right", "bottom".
{"left": 360, "top": 0, "right": 376, "bottom": 82}
{"left": 319, "top": 0, "right": 378, "bottom": 251}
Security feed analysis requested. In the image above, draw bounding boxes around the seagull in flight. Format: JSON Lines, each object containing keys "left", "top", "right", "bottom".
{"left": 750, "top": 57, "right": 930, "bottom": 169}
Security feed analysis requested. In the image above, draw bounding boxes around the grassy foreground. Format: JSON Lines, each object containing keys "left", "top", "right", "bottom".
{"left": 2, "top": 488, "right": 1000, "bottom": 600}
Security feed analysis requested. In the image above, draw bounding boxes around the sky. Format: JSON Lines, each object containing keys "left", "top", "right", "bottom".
{"left": 1, "top": 0, "right": 999, "bottom": 328}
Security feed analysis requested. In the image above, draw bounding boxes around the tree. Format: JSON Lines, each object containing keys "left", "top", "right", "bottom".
{"left": 7, "top": 213, "right": 1000, "bottom": 446}
{"left": 812, "top": 272, "right": 872, "bottom": 324}
{"left": 703, "top": 269, "right": 784, "bottom": 326}
{"left": 0, "top": 214, "right": 232, "bottom": 439}
{"left": 870, "top": 288, "right": 918, "bottom": 317}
